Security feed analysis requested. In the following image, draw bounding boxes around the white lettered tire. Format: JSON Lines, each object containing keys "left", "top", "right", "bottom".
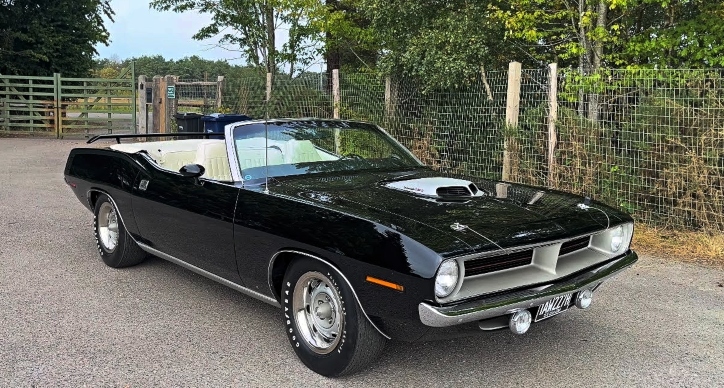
{"left": 282, "top": 257, "right": 386, "bottom": 377}
{"left": 93, "top": 194, "right": 146, "bottom": 268}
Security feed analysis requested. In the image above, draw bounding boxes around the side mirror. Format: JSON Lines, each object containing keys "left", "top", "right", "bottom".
{"left": 179, "top": 164, "right": 205, "bottom": 178}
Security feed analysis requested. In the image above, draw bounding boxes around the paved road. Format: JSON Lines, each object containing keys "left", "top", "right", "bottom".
{"left": 0, "top": 138, "right": 722, "bottom": 387}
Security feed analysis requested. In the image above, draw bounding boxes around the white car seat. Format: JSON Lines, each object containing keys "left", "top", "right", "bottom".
{"left": 194, "top": 140, "right": 233, "bottom": 181}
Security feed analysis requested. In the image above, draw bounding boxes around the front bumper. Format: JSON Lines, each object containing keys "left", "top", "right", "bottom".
{"left": 418, "top": 251, "right": 638, "bottom": 327}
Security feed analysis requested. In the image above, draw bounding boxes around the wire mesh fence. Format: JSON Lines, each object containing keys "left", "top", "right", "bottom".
{"left": 174, "top": 78, "right": 221, "bottom": 114}
{"left": 547, "top": 68, "right": 724, "bottom": 231}
{"left": 338, "top": 71, "right": 510, "bottom": 176}
{"left": 189, "top": 67, "right": 724, "bottom": 231}
{"left": 506, "top": 68, "right": 552, "bottom": 187}
{"left": 210, "top": 72, "right": 332, "bottom": 119}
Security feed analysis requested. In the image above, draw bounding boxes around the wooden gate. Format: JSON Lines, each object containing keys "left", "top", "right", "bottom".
{"left": 0, "top": 63, "right": 136, "bottom": 138}
{"left": 0, "top": 74, "right": 58, "bottom": 136}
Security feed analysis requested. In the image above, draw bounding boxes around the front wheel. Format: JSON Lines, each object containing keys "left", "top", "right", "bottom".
{"left": 282, "top": 258, "right": 386, "bottom": 377}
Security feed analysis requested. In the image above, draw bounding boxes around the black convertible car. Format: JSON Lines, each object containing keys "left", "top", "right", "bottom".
{"left": 64, "top": 119, "right": 637, "bottom": 376}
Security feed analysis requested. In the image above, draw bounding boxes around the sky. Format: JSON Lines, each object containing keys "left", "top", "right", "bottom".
{"left": 95, "top": 0, "right": 244, "bottom": 63}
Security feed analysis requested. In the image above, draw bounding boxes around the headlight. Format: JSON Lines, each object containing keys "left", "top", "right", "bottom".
{"left": 610, "top": 225, "right": 624, "bottom": 252}
{"left": 591, "top": 222, "right": 633, "bottom": 254}
{"left": 607, "top": 223, "right": 633, "bottom": 253}
{"left": 435, "top": 259, "right": 459, "bottom": 298}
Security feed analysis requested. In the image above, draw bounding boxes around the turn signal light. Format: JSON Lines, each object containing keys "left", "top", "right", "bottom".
{"left": 365, "top": 276, "right": 404, "bottom": 292}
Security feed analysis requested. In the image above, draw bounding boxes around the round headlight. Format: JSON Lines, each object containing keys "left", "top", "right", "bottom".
{"left": 435, "top": 259, "right": 459, "bottom": 298}
{"left": 611, "top": 226, "right": 624, "bottom": 252}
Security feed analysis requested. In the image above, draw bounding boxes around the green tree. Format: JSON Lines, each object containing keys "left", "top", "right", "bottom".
{"left": 149, "top": 0, "right": 320, "bottom": 81}
{"left": 491, "top": 0, "right": 724, "bottom": 120}
{"left": 356, "top": 0, "right": 509, "bottom": 90}
{"left": 492, "top": 0, "right": 724, "bottom": 70}
{"left": 109, "top": 55, "right": 258, "bottom": 79}
{"left": 317, "top": 1, "right": 379, "bottom": 70}
{"left": 0, "top": 0, "right": 113, "bottom": 77}
{"left": 121, "top": 55, "right": 173, "bottom": 78}
{"left": 616, "top": 0, "right": 724, "bottom": 68}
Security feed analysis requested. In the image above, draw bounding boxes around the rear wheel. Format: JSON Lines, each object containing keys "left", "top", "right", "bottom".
{"left": 282, "top": 257, "right": 386, "bottom": 377}
{"left": 93, "top": 194, "right": 146, "bottom": 268}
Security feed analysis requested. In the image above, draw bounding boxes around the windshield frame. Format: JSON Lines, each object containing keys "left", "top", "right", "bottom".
{"left": 227, "top": 119, "right": 424, "bottom": 183}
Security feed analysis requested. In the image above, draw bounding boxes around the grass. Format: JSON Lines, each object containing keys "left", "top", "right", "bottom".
{"left": 632, "top": 224, "right": 724, "bottom": 268}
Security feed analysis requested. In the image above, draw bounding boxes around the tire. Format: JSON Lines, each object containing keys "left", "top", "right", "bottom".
{"left": 282, "top": 257, "right": 386, "bottom": 377}
{"left": 93, "top": 194, "right": 146, "bottom": 268}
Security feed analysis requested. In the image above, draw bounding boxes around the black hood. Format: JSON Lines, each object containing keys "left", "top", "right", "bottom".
{"left": 269, "top": 169, "right": 628, "bottom": 257}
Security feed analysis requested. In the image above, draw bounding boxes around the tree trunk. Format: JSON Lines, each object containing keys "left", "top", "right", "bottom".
{"left": 325, "top": 0, "right": 341, "bottom": 94}
{"left": 577, "top": 0, "right": 588, "bottom": 116}
{"left": 265, "top": 2, "right": 276, "bottom": 85}
{"left": 288, "top": 19, "right": 298, "bottom": 77}
{"left": 587, "top": 0, "right": 608, "bottom": 122}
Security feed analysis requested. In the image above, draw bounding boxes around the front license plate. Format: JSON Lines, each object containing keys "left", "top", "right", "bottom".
{"left": 535, "top": 293, "right": 573, "bottom": 322}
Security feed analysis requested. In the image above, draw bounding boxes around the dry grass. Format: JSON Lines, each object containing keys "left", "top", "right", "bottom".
{"left": 632, "top": 224, "right": 724, "bottom": 268}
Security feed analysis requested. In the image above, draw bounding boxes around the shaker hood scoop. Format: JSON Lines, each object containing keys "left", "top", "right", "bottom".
{"left": 384, "top": 177, "right": 484, "bottom": 198}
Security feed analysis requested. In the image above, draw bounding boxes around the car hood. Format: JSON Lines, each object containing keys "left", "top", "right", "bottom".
{"left": 269, "top": 169, "right": 628, "bottom": 257}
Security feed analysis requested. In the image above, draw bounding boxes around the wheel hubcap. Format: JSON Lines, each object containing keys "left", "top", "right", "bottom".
{"left": 292, "top": 272, "right": 343, "bottom": 354}
{"left": 97, "top": 202, "right": 119, "bottom": 252}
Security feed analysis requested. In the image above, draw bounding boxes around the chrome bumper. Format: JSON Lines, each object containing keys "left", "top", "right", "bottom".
{"left": 418, "top": 251, "right": 638, "bottom": 328}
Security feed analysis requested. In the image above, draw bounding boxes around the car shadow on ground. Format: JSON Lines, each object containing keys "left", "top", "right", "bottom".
{"left": 131, "top": 255, "right": 624, "bottom": 383}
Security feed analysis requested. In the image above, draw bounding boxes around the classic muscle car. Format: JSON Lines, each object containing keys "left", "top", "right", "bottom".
{"left": 64, "top": 119, "right": 638, "bottom": 377}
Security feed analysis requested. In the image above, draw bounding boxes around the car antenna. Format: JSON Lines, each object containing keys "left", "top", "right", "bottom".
{"left": 263, "top": 80, "right": 270, "bottom": 195}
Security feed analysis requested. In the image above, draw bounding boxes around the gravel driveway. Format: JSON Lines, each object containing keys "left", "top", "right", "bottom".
{"left": 1, "top": 138, "right": 722, "bottom": 387}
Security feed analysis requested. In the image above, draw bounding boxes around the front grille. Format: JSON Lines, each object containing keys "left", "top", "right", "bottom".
{"left": 436, "top": 186, "right": 471, "bottom": 197}
{"left": 464, "top": 249, "right": 534, "bottom": 277}
{"left": 559, "top": 236, "right": 590, "bottom": 256}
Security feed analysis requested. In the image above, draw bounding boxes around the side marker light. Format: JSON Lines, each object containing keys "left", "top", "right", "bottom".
{"left": 365, "top": 276, "right": 404, "bottom": 292}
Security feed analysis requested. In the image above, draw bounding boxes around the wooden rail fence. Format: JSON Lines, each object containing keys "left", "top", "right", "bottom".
{"left": 0, "top": 64, "right": 136, "bottom": 138}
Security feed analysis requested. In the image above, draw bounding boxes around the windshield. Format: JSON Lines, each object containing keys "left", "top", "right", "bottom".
{"left": 233, "top": 120, "right": 423, "bottom": 180}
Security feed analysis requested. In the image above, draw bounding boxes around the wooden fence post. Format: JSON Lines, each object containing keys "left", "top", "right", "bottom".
{"left": 547, "top": 63, "right": 558, "bottom": 188}
{"left": 384, "top": 76, "right": 397, "bottom": 121}
{"left": 165, "top": 75, "right": 176, "bottom": 133}
{"left": 332, "top": 69, "right": 340, "bottom": 119}
{"left": 137, "top": 75, "right": 147, "bottom": 134}
{"left": 332, "top": 69, "right": 341, "bottom": 153}
{"left": 54, "top": 73, "right": 61, "bottom": 138}
{"left": 1, "top": 77, "right": 9, "bottom": 132}
{"left": 216, "top": 76, "right": 225, "bottom": 110}
{"left": 266, "top": 73, "right": 272, "bottom": 102}
{"left": 152, "top": 76, "right": 164, "bottom": 134}
{"left": 503, "top": 61, "right": 522, "bottom": 181}
{"left": 1, "top": 94, "right": 7, "bottom": 132}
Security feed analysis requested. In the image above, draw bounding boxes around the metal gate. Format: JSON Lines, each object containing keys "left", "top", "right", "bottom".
{"left": 0, "top": 63, "right": 136, "bottom": 138}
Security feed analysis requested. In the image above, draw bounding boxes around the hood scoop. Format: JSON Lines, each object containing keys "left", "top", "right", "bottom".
{"left": 384, "top": 177, "right": 484, "bottom": 198}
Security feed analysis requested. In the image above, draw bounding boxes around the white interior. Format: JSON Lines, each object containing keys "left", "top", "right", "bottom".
{"left": 110, "top": 139, "right": 233, "bottom": 181}
{"left": 109, "top": 137, "right": 339, "bottom": 182}
{"left": 234, "top": 137, "right": 338, "bottom": 170}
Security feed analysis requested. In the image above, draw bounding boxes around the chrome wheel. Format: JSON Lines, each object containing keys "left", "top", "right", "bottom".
{"left": 97, "top": 202, "right": 119, "bottom": 252}
{"left": 292, "top": 271, "right": 344, "bottom": 354}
